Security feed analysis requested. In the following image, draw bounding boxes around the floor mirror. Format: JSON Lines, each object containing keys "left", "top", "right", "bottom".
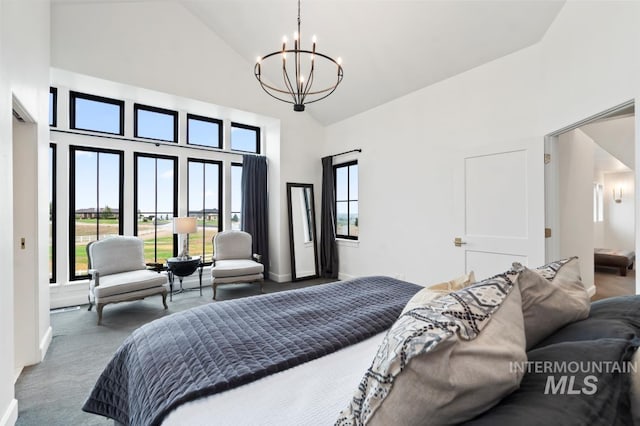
{"left": 287, "top": 183, "right": 319, "bottom": 281}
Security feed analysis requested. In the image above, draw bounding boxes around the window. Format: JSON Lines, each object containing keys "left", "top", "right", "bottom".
{"left": 134, "top": 153, "right": 178, "bottom": 264}
{"left": 231, "top": 163, "right": 242, "bottom": 230}
{"left": 593, "top": 182, "right": 604, "bottom": 223}
{"left": 49, "top": 87, "right": 57, "bottom": 127}
{"left": 334, "top": 161, "right": 359, "bottom": 239}
{"left": 49, "top": 144, "right": 56, "bottom": 283}
{"left": 231, "top": 122, "right": 260, "bottom": 153}
{"left": 188, "top": 159, "right": 222, "bottom": 263}
{"left": 69, "top": 91, "right": 124, "bottom": 135}
{"left": 69, "top": 146, "right": 124, "bottom": 279}
{"left": 134, "top": 103, "right": 178, "bottom": 142}
{"left": 187, "top": 113, "right": 222, "bottom": 148}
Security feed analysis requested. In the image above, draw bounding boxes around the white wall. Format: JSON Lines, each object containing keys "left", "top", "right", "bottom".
{"left": 557, "top": 129, "right": 595, "bottom": 291}
{"left": 603, "top": 171, "right": 635, "bottom": 251}
{"left": 0, "top": 0, "right": 51, "bottom": 424}
{"left": 50, "top": 1, "right": 325, "bottom": 283}
{"left": 324, "top": 2, "right": 640, "bottom": 294}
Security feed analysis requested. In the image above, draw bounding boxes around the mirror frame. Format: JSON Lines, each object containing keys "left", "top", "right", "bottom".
{"left": 287, "top": 182, "right": 319, "bottom": 281}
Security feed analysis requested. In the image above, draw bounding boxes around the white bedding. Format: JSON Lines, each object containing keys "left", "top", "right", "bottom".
{"left": 162, "top": 332, "right": 386, "bottom": 426}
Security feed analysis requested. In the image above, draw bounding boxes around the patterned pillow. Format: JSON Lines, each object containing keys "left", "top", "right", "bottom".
{"left": 336, "top": 272, "right": 527, "bottom": 425}
{"left": 401, "top": 271, "right": 476, "bottom": 315}
{"left": 515, "top": 257, "right": 591, "bottom": 349}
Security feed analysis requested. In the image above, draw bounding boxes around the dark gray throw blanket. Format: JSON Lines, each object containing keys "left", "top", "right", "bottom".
{"left": 82, "top": 276, "right": 421, "bottom": 426}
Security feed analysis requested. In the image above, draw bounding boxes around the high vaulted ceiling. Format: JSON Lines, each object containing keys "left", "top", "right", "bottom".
{"left": 180, "top": 0, "right": 565, "bottom": 124}
{"left": 53, "top": 0, "right": 566, "bottom": 125}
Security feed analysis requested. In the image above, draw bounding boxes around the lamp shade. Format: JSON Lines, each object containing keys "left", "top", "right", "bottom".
{"left": 173, "top": 216, "right": 197, "bottom": 234}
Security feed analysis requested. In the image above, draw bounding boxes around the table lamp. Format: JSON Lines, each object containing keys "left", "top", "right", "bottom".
{"left": 173, "top": 216, "right": 197, "bottom": 259}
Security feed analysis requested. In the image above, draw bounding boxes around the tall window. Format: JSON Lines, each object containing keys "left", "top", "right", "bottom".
{"left": 134, "top": 153, "right": 178, "bottom": 264}
{"left": 188, "top": 159, "right": 222, "bottom": 263}
{"left": 187, "top": 113, "right": 222, "bottom": 148}
{"left": 69, "top": 91, "right": 124, "bottom": 135}
{"left": 134, "top": 103, "right": 178, "bottom": 142}
{"left": 231, "top": 163, "right": 242, "bottom": 230}
{"left": 69, "top": 146, "right": 124, "bottom": 279}
{"left": 49, "top": 87, "right": 57, "bottom": 127}
{"left": 334, "top": 161, "right": 359, "bottom": 239}
{"left": 49, "top": 144, "right": 56, "bottom": 283}
{"left": 231, "top": 122, "right": 260, "bottom": 153}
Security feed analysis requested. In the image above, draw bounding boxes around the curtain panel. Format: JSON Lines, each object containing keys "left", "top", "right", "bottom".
{"left": 320, "top": 156, "right": 339, "bottom": 278}
{"left": 241, "top": 154, "right": 269, "bottom": 277}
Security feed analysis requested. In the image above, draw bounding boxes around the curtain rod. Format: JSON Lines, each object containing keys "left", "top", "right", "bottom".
{"left": 331, "top": 148, "right": 361, "bottom": 157}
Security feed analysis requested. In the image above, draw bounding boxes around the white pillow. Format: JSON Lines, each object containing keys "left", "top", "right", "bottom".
{"left": 401, "top": 271, "right": 476, "bottom": 315}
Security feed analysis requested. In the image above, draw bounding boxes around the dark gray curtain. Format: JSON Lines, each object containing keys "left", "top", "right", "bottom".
{"left": 320, "top": 156, "right": 339, "bottom": 278}
{"left": 241, "top": 154, "right": 269, "bottom": 277}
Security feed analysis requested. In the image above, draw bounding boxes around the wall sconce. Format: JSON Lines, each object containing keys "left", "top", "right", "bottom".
{"left": 173, "top": 216, "right": 197, "bottom": 259}
{"left": 613, "top": 186, "right": 623, "bottom": 203}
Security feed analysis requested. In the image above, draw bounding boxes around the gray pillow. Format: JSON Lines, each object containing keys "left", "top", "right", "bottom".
{"left": 337, "top": 272, "right": 527, "bottom": 425}
{"left": 515, "top": 257, "right": 591, "bottom": 350}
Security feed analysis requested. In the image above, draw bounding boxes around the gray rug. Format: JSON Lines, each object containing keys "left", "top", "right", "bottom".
{"left": 15, "top": 277, "right": 333, "bottom": 426}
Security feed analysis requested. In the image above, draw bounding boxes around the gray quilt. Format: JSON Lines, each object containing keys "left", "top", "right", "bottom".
{"left": 82, "top": 276, "right": 421, "bottom": 426}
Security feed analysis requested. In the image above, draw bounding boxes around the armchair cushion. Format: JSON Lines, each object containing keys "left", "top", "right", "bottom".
{"left": 213, "top": 231, "right": 253, "bottom": 261}
{"left": 88, "top": 236, "right": 146, "bottom": 276}
{"left": 211, "top": 260, "right": 264, "bottom": 279}
{"left": 92, "top": 270, "right": 168, "bottom": 299}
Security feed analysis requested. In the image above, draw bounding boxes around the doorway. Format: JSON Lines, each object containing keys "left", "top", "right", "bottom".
{"left": 545, "top": 101, "right": 636, "bottom": 300}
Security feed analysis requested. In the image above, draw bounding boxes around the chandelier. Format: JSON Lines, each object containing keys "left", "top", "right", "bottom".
{"left": 254, "top": 0, "right": 343, "bottom": 112}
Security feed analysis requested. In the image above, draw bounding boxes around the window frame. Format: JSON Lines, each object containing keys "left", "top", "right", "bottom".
{"left": 69, "top": 91, "right": 125, "bottom": 136}
{"left": 49, "top": 87, "right": 58, "bottom": 127}
{"left": 186, "top": 113, "right": 223, "bottom": 149}
{"left": 230, "top": 162, "right": 243, "bottom": 230}
{"left": 230, "top": 122, "right": 261, "bottom": 154}
{"left": 187, "top": 158, "right": 223, "bottom": 265}
{"left": 69, "top": 145, "right": 125, "bottom": 280}
{"left": 334, "top": 160, "right": 359, "bottom": 240}
{"left": 133, "top": 152, "right": 179, "bottom": 263}
{"left": 49, "top": 143, "right": 57, "bottom": 283}
{"left": 134, "top": 103, "right": 179, "bottom": 143}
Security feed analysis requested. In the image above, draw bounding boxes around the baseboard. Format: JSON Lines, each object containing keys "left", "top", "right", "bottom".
{"left": 39, "top": 326, "right": 52, "bottom": 361}
{"left": 338, "top": 272, "right": 356, "bottom": 281}
{"left": 268, "top": 271, "right": 290, "bottom": 283}
{"left": 0, "top": 399, "right": 18, "bottom": 426}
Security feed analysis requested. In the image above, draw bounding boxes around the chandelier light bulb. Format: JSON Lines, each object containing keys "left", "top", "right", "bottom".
{"left": 312, "top": 35, "right": 317, "bottom": 43}
{"left": 256, "top": 56, "right": 262, "bottom": 64}
{"left": 294, "top": 31, "right": 299, "bottom": 40}
{"left": 337, "top": 57, "right": 343, "bottom": 65}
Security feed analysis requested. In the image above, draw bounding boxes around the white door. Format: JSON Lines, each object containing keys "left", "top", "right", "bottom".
{"left": 454, "top": 138, "right": 545, "bottom": 280}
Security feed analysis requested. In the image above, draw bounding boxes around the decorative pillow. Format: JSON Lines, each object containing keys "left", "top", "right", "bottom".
{"left": 337, "top": 272, "right": 527, "bottom": 425}
{"left": 401, "top": 271, "right": 476, "bottom": 314}
{"left": 514, "top": 257, "right": 591, "bottom": 349}
{"left": 632, "top": 349, "right": 640, "bottom": 425}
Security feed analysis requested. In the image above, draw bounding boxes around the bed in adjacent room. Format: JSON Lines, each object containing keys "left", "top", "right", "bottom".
{"left": 83, "top": 259, "right": 640, "bottom": 426}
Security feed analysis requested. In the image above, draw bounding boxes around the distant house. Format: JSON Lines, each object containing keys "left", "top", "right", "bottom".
{"left": 76, "top": 207, "right": 120, "bottom": 219}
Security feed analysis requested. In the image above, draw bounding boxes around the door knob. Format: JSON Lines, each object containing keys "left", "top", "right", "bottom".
{"left": 454, "top": 237, "right": 467, "bottom": 247}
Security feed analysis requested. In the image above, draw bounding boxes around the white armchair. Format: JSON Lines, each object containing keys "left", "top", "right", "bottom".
{"left": 211, "top": 231, "right": 264, "bottom": 300}
{"left": 87, "top": 236, "right": 168, "bottom": 324}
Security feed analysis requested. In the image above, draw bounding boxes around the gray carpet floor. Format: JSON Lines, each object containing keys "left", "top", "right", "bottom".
{"left": 15, "top": 276, "right": 333, "bottom": 426}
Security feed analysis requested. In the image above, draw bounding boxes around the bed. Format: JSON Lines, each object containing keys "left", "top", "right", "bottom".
{"left": 83, "top": 268, "right": 640, "bottom": 426}
{"left": 594, "top": 248, "right": 636, "bottom": 276}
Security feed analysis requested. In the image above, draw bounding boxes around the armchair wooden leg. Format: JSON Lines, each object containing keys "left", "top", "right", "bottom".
{"left": 213, "top": 283, "right": 218, "bottom": 300}
{"left": 259, "top": 279, "right": 264, "bottom": 294}
{"left": 87, "top": 295, "right": 93, "bottom": 311}
{"left": 96, "top": 303, "right": 104, "bottom": 325}
{"left": 161, "top": 291, "right": 168, "bottom": 309}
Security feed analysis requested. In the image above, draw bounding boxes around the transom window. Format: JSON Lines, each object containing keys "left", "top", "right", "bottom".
{"left": 231, "top": 122, "right": 260, "bottom": 153}
{"left": 134, "top": 103, "right": 178, "bottom": 143}
{"left": 187, "top": 113, "right": 222, "bottom": 148}
{"left": 69, "top": 91, "right": 124, "bottom": 135}
{"left": 334, "top": 161, "right": 359, "bottom": 239}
